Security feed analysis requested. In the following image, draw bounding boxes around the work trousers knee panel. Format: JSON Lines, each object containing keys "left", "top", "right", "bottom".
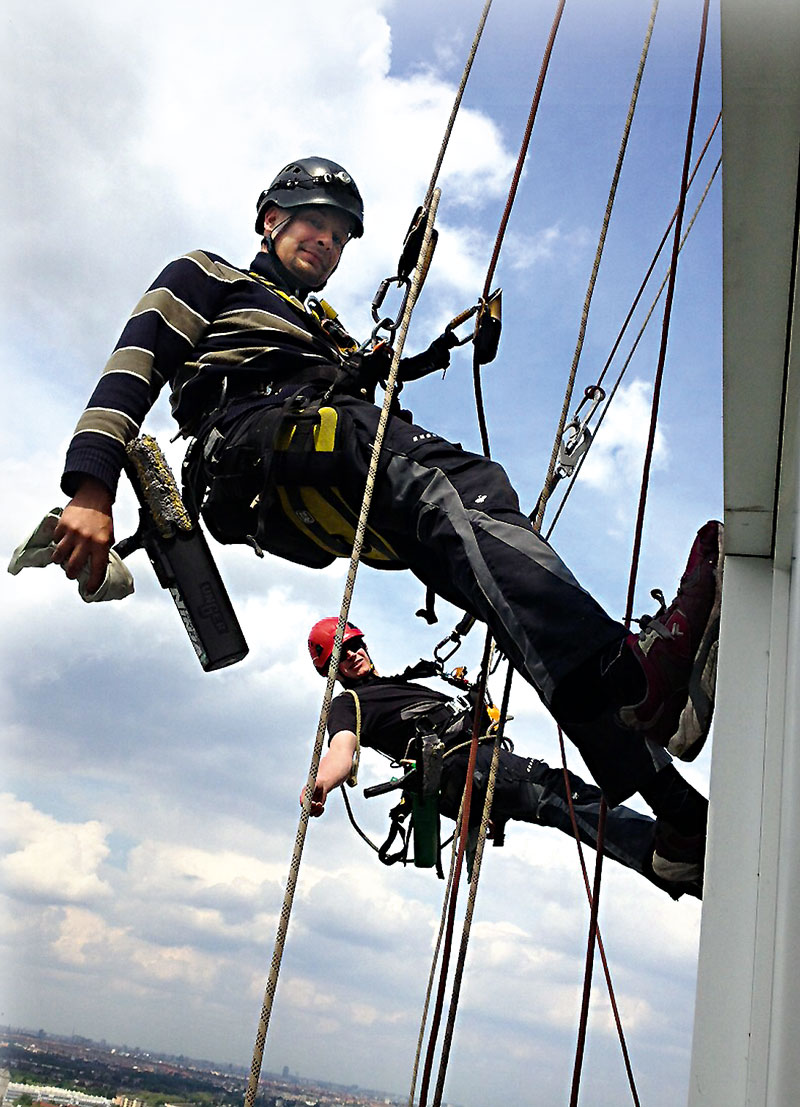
{"left": 335, "top": 397, "right": 625, "bottom": 705}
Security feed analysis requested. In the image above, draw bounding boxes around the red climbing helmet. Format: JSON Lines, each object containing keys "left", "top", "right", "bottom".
{"left": 308, "top": 617, "right": 365, "bottom": 672}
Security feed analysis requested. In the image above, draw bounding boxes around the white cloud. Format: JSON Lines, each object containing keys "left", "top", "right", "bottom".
{"left": 504, "top": 223, "right": 593, "bottom": 271}
{"left": 0, "top": 795, "right": 112, "bottom": 902}
{"left": 49, "top": 905, "right": 222, "bottom": 993}
{"left": 125, "top": 840, "right": 285, "bottom": 906}
{"left": 579, "top": 377, "right": 669, "bottom": 497}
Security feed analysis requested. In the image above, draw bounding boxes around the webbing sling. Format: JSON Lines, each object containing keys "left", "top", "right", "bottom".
{"left": 271, "top": 399, "right": 403, "bottom": 567}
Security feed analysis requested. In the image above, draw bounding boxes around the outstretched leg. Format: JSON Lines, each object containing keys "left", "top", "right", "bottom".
{"left": 338, "top": 400, "right": 721, "bottom": 806}
{"left": 218, "top": 395, "right": 720, "bottom": 821}
{"left": 439, "top": 746, "right": 700, "bottom": 898}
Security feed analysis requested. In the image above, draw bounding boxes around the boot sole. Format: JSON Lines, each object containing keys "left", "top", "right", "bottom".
{"left": 652, "top": 851, "right": 704, "bottom": 885}
{"left": 667, "top": 523, "right": 725, "bottom": 761}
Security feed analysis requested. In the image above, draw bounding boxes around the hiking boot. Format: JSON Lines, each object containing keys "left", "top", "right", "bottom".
{"left": 652, "top": 819, "right": 705, "bottom": 887}
{"left": 618, "top": 520, "right": 723, "bottom": 757}
{"left": 668, "top": 629, "right": 720, "bottom": 762}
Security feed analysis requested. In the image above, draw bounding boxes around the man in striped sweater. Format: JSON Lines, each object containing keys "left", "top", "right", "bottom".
{"left": 51, "top": 155, "right": 719, "bottom": 888}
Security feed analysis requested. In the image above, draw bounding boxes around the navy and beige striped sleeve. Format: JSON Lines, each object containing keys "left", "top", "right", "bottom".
{"left": 61, "top": 250, "right": 232, "bottom": 499}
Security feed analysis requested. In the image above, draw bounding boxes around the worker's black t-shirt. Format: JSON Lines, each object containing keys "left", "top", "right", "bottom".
{"left": 326, "top": 674, "right": 455, "bottom": 762}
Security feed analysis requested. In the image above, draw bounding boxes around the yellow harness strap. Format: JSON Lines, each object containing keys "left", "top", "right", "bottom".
{"left": 247, "top": 273, "right": 402, "bottom": 566}
{"left": 274, "top": 405, "right": 402, "bottom": 566}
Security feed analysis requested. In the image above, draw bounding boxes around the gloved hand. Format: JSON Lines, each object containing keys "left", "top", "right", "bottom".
{"left": 8, "top": 508, "right": 135, "bottom": 602}
{"left": 399, "top": 329, "right": 461, "bottom": 381}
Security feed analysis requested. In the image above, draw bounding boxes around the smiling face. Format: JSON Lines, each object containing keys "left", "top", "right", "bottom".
{"left": 336, "top": 640, "right": 373, "bottom": 682}
{"left": 261, "top": 203, "right": 353, "bottom": 286}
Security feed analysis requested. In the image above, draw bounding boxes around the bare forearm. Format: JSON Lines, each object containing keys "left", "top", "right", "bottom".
{"left": 304, "top": 730, "right": 357, "bottom": 817}
{"left": 317, "top": 742, "right": 356, "bottom": 792}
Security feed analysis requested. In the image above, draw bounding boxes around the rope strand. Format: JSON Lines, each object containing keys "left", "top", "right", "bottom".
{"left": 430, "top": 666, "right": 513, "bottom": 1107}
{"left": 535, "top": 0, "right": 661, "bottom": 530}
{"left": 569, "top": 2, "right": 712, "bottom": 1100}
{"left": 243, "top": 194, "right": 441, "bottom": 1107}
{"left": 423, "top": 0, "right": 494, "bottom": 210}
{"left": 417, "top": 632, "right": 493, "bottom": 1107}
{"left": 544, "top": 154, "right": 721, "bottom": 540}
{"left": 474, "top": 0, "right": 568, "bottom": 457}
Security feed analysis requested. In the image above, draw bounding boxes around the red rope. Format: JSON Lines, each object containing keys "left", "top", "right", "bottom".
{"left": 417, "top": 633, "right": 493, "bottom": 1107}
{"left": 558, "top": 730, "right": 642, "bottom": 1105}
{"left": 420, "top": 2, "right": 570, "bottom": 1094}
{"left": 624, "top": 0, "right": 711, "bottom": 628}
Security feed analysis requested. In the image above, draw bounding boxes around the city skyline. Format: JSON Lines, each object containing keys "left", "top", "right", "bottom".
{"left": 2, "top": 1026, "right": 411, "bottom": 1106}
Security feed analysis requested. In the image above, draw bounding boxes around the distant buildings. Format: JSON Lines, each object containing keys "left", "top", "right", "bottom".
{"left": 3, "top": 1084, "right": 112, "bottom": 1107}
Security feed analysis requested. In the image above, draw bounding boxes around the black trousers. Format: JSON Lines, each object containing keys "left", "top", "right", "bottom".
{"left": 205, "top": 391, "right": 670, "bottom": 803}
{"left": 439, "top": 745, "right": 682, "bottom": 897}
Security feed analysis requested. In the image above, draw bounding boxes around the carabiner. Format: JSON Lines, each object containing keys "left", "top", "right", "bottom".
{"left": 371, "top": 274, "right": 409, "bottom": 325}
{"left": 443, "top": 303, "right": 479, "bottom": 348}
{"left": 556, "top": 384, "right": 606, "bottom": 479}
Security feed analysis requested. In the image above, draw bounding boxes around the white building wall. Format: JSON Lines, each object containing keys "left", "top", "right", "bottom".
{"left": 688, "top": 0, "right": 799, "bottom": 1101}
{"left": 766, "top": 508, "right": 800, "bottom": 1104}
{"left": 688, "top": 500, "right": 799, "bottom": 1104}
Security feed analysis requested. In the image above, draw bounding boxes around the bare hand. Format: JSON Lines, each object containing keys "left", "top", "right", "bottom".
{"left": 301, "top": 782, "right": 328, "bottom": 818}
{"left": 53, "top": 477, "right": 115, "bottom": 594}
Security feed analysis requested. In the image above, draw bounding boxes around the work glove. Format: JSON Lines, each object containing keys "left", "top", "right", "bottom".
{"left": 7, "top": 507, "right": 135, "bottom": 602}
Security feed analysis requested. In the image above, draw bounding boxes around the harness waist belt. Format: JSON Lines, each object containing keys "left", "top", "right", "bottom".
{"left": 223, "top": 363, "right": 341, "bottom": 401}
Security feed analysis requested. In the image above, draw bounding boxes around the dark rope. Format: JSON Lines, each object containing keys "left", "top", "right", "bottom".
{"left": 569, "top": 2, "right": 712, "bottom": 1103}
{"left": 593, "top": 113, "right": 720, "bottom": 396}
{"left": 418, "top": 4, "right": 571, "bottom": 1098}
{"left": 544, "top": 153, "right": 721, "bottom": 540}
{"left": 473, "top": 0, "right": 568, "bottom": 457}
{"left": 557, "top": 728, "right": 642, "bottom": 1106}
{"left": 431, "top": 661, "right": 514, "bottom": 1107}
{"left": 417, "top": 632, "right": 493, "bottom": 1107}
{"left": 623, "top": 0, "right": 711, "bottom": 629}
{"left": 535, "top": 0, "right": 661, "bottom": 530}
{"left": 570, "top": 800, "right": 609, "bottom": 1106}
{"left": 340, "top": 787, "right": 380, "bottom": 853}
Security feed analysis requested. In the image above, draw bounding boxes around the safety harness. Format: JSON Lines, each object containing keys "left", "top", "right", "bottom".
{"left": 183, "top": 247, "right": 497, "bottom": 582}
{"left": 182, "top": 272, "right": 409, "bottom": 570}
{"left": 269, "top": 393, "right": 404, "bottom": 567}
{"left": 342, "top": 659, "right": 506, "bottom": 879}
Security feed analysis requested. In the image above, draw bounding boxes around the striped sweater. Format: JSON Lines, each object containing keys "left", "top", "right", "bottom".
{"left": 61, "top": 249, "right": 349, "bottom": 499}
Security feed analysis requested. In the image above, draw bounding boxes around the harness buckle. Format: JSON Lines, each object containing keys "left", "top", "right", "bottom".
{"left": 203, "top": 426, "right": 226, "bottom": 466}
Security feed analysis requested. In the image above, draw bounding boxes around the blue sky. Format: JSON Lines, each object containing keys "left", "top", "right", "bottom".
{"left": 1, "top": 2, "right": 722, "bottom": 1105}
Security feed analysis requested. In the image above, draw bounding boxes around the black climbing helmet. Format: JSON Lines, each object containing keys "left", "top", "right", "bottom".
{"left": 255, "top": 157, "right": 364, "bottom": 238}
